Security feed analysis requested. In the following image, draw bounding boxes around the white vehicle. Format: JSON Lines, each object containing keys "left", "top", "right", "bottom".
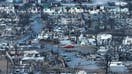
{"left": 0, "top": 42, "right": 8, "bottom": 49}
{"left": 115, "top": 2, "right": 128, "bottom": 6}
{"left": 22, "top": 50, "right": 44, "bottom": 61}
{"left": 110, "top": 62, "right": 128, "bottom": 72}
{"left": 97, "top": 46, "right": 108, "bottom": 55}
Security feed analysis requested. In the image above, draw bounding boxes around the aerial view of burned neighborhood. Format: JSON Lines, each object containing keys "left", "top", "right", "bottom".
{"left": 0, "top": 0, "right": 132, "bottom": 74}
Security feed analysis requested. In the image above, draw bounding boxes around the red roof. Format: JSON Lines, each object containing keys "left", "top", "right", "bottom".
{"left": 64, "top": 45, "right": 74, "bottom": 48}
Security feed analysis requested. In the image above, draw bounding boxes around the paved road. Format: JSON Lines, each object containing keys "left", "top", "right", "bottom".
{"left": 0, "top": 55, "right": 8, "bottom": 74}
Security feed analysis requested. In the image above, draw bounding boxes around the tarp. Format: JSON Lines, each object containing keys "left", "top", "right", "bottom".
{"left": 42, "top": 3, "right": 51, "bottom": 9}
